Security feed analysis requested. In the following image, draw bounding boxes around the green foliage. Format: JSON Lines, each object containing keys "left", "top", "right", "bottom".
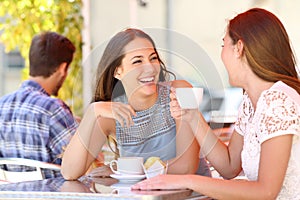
{"left": 0, "top": 0, "right": 83, "bottom": 116}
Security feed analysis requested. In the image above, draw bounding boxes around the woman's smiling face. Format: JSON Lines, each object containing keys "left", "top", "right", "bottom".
{"left": 115, "top": 37, "right": 161, "bottom": 98}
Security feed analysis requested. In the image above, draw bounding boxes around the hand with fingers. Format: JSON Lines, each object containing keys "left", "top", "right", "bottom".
{"left": 93, "top": 101, "right": 136, "bottom": 127}
{"left": 169, "top": 87, "right": 195, "bottom": 121}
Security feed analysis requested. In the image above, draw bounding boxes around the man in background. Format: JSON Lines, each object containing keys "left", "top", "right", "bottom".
{"left": 0, "top": 31, "right": 78, "bottom": 178}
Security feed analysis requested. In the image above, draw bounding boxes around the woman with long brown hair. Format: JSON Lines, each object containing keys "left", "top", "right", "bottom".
{"left": 133, "top": 8, "right": 300, "bottom": 200}
{"left": 61, "top": 28, "right": 211, "bottom": 180}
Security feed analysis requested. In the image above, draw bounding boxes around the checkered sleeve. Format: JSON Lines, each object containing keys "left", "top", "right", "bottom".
{"left": 48, "top": 100, "right": 78, "bottom": 164}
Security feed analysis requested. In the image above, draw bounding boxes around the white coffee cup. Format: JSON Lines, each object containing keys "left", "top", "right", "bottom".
{"left": 109, "top": 157, "right": 144, "bottom": 175}
{"left": 176, "top": 87, "right": 203, "bottom": 109}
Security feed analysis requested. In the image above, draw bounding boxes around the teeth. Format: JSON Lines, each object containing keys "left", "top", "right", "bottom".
{"left": 140, "top": 77, "right": 154, "bottom": 82}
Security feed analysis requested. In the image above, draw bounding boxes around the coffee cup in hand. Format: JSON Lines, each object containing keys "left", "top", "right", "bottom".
{"left": 175, "top": 87, "right": 203, "bottom": 109}
{"left": 109, "top": 157, "right": 144, "bottom": 175}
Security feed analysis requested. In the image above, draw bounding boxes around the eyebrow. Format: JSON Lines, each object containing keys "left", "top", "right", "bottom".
{"left": 130, "top": 56, "right": 143, "bottom": 61}
{"left": 130, "top": 52, "right": 157, "bottom": 61}
{"left": 149, "top": 52, "right": 157, "bottom": 57}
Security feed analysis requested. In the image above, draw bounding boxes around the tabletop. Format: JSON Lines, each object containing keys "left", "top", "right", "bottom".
{"left": 0, "top": 176, "right": 211, "bottom": 199}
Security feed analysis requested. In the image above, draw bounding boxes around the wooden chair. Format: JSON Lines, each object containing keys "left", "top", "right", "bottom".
{"left": 0, "top": 157, "right": 61, "bottom": 183}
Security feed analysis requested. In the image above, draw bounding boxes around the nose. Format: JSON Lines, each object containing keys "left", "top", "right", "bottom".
{"left": 143, "top": 61, "right": 158, "bottom": 73}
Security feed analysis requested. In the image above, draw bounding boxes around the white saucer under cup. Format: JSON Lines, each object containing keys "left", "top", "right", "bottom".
{"left": 110, "top": 173, "right": 146, "bottom": 183}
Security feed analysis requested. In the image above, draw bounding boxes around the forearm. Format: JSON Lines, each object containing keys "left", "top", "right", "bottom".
{"left": 168, "top": 120, "right": 199, "bottom": 174}
{"left": 61, "top": 133, "right": 95, "bottom": 180}
{"left": 168, "top": 138, "right": 199, "bottom": 174}
{"left": 189, "top": 112, "right": 240, "bottom": 178}
{"left": 61, "top": 104, "right": 107, "bottom": 180}
{"left": 186, "top": 175, "right": 277, "bottom": 200}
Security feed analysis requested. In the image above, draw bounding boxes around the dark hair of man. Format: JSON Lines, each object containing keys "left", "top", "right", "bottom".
{"left": 92, "top": 28, "right": 175, "bottom": 102}
{"left": 228, "top": 8, "right": 300, "bottom": 94}
{"left": 29, "top": 31, "right": 75, "bottom": 78}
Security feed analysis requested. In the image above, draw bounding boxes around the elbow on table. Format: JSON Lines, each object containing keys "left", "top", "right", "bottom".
{"left": 61, "top": 169, "right": 80, "bottom": 180}
{"left": 61, "top": 166, "right": 83, "bottom": 180}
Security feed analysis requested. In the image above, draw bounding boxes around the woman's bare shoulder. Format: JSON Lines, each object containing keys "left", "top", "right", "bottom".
{"left": 170, "top": 80, "right": 193, "bottom": 88}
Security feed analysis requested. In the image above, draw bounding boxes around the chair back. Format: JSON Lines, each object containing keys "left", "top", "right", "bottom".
{"left": 0, "top": 158, "right": 61, "bottom": 183}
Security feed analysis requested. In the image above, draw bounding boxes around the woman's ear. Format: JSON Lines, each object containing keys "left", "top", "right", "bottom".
{"left": 235, "top": 39, "right": 244, "bottom": 58}
{"left": 114, "top": 66, "right": 123, "bottom": 80}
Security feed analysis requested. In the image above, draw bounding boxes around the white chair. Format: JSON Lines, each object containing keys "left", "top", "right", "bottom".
{"left": 0, "top": 157, "right": 61, "bottom": 183}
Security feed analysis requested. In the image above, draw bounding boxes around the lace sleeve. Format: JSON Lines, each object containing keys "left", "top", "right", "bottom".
{"left": 235, "top": 93, "right": 253, "bottom": 136}
{"left": 258, "top": 90, "right": 300, "bottom": 143}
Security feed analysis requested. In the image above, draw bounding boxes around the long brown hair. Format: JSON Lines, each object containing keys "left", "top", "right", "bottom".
{"left": 228, "top": 8, "right": 300, "bottom": 94}
{"left": 92, "top": 28, "right": 175, "bottom": 102}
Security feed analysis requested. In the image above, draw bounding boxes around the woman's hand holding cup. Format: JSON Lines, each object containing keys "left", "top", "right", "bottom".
{"left": 170, "top": 87, "right": 203, "bottom": 121}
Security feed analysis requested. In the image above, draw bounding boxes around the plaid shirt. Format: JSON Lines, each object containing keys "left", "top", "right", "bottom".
{"left": 0, "top": 80, "right": 78, "bottom": 178}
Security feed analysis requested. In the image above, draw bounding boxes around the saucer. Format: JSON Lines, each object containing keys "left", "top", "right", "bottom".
{"left": 110, "top": 182, "right": 134, "bottom": 189}
{"left": 110, "top": 173, "right": 146, "bottom": 183}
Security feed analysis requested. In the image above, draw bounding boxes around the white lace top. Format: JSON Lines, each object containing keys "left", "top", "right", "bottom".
{"left": 235, "top": 81, "right": 300, "bottom": 199}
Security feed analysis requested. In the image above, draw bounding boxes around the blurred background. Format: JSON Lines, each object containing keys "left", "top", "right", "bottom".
{"left": 1, "top": 0, "right": 299, "bottom": 122}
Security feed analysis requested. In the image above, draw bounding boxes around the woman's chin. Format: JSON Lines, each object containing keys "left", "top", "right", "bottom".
{"left": 141, "top": 83, "right": 157, "bottom": 94}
